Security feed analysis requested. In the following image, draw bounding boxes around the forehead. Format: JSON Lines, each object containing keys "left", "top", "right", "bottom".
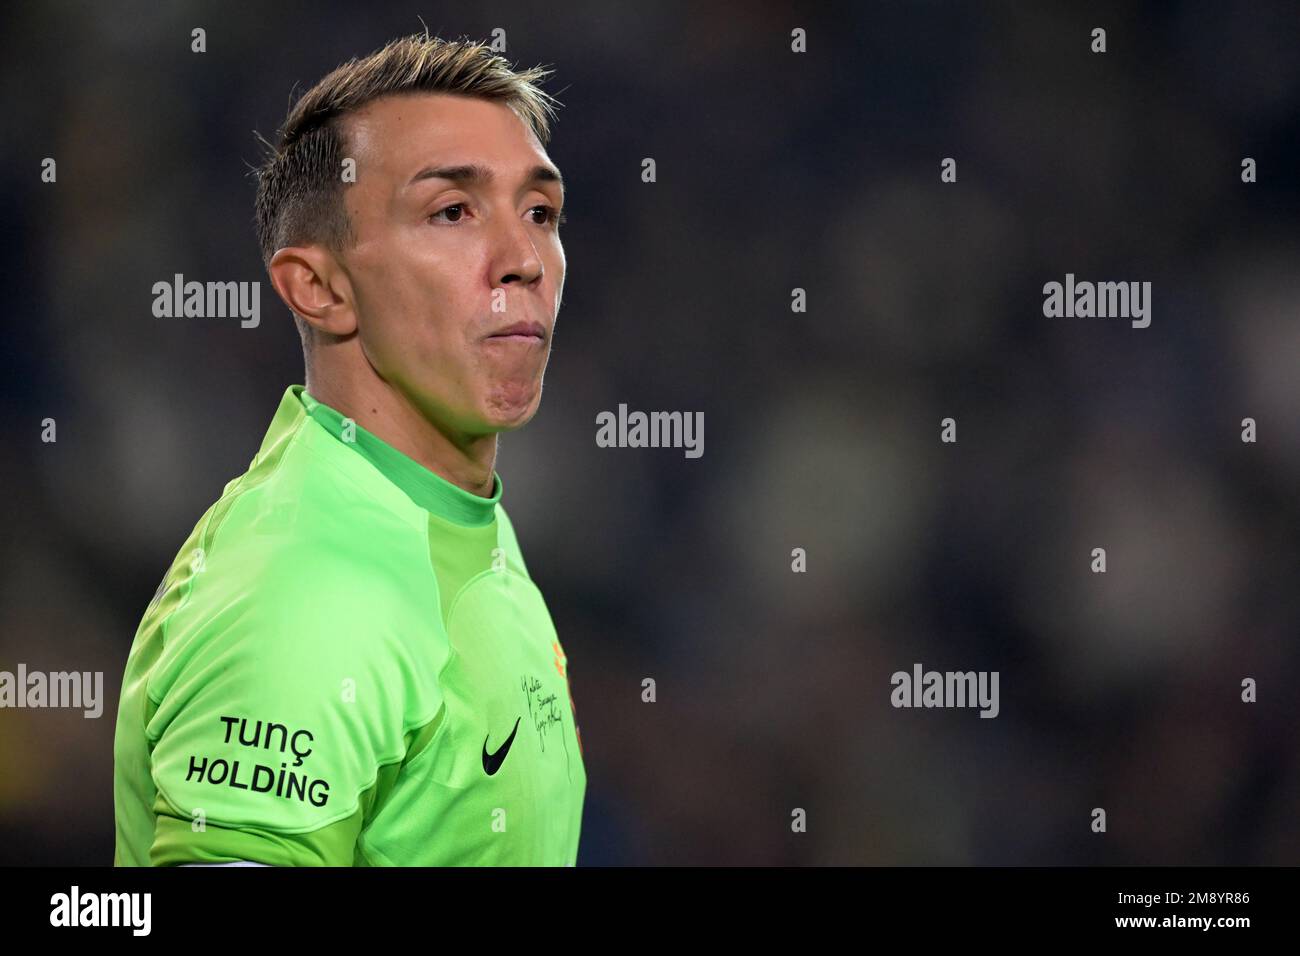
{"left": 341, "top": 92, "right": 550, "bottom": 179}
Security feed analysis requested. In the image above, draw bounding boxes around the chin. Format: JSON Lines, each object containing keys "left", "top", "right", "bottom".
{"left": 482, "top": 387, "right": 542, "bottom": 431}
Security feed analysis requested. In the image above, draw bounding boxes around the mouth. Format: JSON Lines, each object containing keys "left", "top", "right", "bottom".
{"left": 486, "top": 320, "right": 546, "bottom": 343}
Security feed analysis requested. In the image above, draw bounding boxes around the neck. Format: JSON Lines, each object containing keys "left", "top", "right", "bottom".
{"left": 305, "top": 361, "right": 498, "bottom": 499}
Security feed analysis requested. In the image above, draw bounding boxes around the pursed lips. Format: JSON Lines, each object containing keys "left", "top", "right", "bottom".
{"left": 486, "top": 320, "right": 546, "bottom": 342}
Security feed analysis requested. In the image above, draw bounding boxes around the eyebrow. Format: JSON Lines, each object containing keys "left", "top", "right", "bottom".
{"left": 404, "top": 163, "right": 563, "bottom": 194}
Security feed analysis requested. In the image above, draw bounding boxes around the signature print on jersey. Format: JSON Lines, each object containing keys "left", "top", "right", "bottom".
{"left": 521, "top": 674, "right": 564, "bottom": 752}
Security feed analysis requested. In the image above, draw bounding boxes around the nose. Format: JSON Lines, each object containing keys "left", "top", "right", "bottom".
{"left": 493, "top": 214, "right": 544, "bottom": 288}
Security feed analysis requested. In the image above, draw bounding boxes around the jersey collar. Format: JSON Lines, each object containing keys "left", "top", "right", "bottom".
{"left": 291, "top": 385, "right": 502, "bottom": 527}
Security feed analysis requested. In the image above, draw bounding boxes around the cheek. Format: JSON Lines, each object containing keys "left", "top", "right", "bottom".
{"left": 546, "top": 247, "right": 566, "bottom": 311}
{"left": 350, "top": 225, "right": 497, "bottom": 399}
{"left": 367, "top": 255, "right": 467, "bottom": 356}
{"left": 403, "top": 280, "right": 494, "bottom": 403}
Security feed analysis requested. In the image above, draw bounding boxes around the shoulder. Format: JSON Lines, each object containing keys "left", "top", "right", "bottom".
{"left": 146, "top": 437, "right": 444, "bottom": 707}
{"left": 183, "top": 427, "right": 436, "bottom": 624}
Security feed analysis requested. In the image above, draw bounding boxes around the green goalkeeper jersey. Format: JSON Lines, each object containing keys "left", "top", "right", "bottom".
{"left": 113, "top": 385, "right": 586, "bottom": 866}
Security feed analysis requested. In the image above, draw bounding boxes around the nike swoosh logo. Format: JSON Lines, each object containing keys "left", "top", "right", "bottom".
{"left": 482, "top": 716, "right": 522, "bottom": 775}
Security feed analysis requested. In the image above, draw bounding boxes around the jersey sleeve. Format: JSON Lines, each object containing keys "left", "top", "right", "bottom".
{"left": 143, "top": 551, "right": 441, "bottom": 867}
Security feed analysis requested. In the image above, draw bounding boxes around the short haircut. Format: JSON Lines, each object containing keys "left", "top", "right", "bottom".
{"left": 252, "top": 32, "right": 560, "bottom": 340}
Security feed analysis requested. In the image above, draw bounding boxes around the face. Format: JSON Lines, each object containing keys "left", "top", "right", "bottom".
{"left": 338, "top": 93, "right": 566, "bottom": 438}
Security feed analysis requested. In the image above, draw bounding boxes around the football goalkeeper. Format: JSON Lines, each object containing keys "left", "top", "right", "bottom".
{"left": 112, "top": 32, "right": 585, "bottom": 866}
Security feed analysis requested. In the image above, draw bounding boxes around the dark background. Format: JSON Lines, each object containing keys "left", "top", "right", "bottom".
{"left": 1, "top": 0, "right": 1298, "bottom": 865}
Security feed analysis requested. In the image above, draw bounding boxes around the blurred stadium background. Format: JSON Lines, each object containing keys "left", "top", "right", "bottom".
{"left": 1, "top": 0, "right": 1298, "bottom": 865}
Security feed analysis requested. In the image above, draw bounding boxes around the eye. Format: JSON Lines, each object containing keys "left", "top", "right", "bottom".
{"left": 528, "top": 205, "right": 566, "bottom": 227}
{"left": 428, "top": 203, "right": 468, "bottom": 224}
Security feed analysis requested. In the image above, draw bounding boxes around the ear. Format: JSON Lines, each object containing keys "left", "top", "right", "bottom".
{"left": 268, "top": 245, "right": 357, "bottom": 337}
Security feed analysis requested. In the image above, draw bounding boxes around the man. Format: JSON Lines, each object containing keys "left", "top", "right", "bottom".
{"left": 113, "top": 33, "right": 585, "bottom": 866}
